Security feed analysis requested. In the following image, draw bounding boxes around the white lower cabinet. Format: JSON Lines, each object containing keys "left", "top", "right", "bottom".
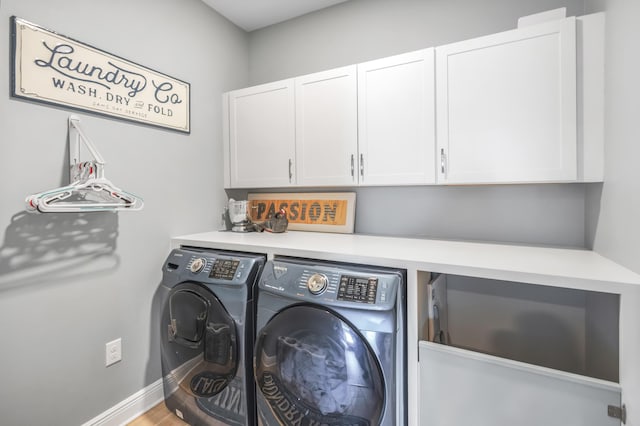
{"left": 419, "top": 342, "right": 621, "bottom": 426}
{"left": 418, "top": 274, "right": 623, "bottom": 426}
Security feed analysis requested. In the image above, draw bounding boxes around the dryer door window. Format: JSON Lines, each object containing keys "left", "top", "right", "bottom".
{"left": 164, "top": 282, "right": 239, "bottom": 398}
{"left": 254, "top": 304, "right": 384, "bottom": 425}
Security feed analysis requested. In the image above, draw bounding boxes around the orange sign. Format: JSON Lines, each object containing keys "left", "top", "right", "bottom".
{"left": 247, "top": 192, "right": 356, "bottom": 233}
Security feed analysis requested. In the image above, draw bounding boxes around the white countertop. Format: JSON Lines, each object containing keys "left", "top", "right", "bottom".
{"left": 172, "top": 231, "right": 640, "bottom": 293}
{"left": 172, "top": 230, "right": 640, "bottom": 426}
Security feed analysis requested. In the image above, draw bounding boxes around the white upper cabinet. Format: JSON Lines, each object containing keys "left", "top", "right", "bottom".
{"left": 295, "top": 66, "right": 358, "bottom": 186}
{"left": 224, "top": 12, "right": 603, "bottom": 189}
{"left": 358, "top": 49, "right": 436, "bottom": 185}
{"left": 436, "top": 17, "right": 577, "bottom": 184}
{"left": 228, "top": 79, "right": 296, "bottom": 188}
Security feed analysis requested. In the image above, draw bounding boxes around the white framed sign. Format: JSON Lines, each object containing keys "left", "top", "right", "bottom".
{"left": 10, "top": 16, "right": 190, "bottom": 133}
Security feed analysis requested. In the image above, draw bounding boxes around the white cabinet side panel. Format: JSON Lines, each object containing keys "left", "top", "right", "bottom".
{"left": 222, "top": 92, "right": 231, "bottom": 188}
{"left": 577, "top": 13, "right": 605, "bottom": 182}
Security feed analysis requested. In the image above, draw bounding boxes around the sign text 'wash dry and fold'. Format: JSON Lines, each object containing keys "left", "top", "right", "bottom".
{"left": 11, "top": 17, "right": 190, "bottom": 132}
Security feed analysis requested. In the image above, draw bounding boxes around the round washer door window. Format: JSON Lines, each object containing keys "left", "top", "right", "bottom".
{"left": 254, "top": 304, "right": 384, "bottom": 425}
{"left": 166, "top": 282, "right": 238, "bottom": 398}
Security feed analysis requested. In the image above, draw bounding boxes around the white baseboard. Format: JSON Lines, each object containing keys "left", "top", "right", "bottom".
{"left": 81, "top": 379, "right": 165, "bottom": 426}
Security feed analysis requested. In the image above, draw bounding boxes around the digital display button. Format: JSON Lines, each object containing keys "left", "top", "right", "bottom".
{"left": 337, "top": 275, "right": 378, "bottom": 303}
{"left": 209, "top": 259, "right": 240, "bottom": 280}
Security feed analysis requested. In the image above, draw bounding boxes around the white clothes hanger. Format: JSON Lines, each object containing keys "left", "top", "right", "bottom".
{"left": 25, "top": 116, "right": 144, "bottom": 213}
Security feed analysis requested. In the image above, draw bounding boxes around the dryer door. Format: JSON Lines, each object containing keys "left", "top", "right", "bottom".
{"left": 162, "top": 282, "right": 239, "bottom": 398}
{"left": 254, "top": 304, "right": 385, "bottom": 425}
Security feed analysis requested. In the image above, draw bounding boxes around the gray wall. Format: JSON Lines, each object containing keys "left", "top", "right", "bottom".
{"left": 231, "top": 184, "right": 588, "bottom": 246}
{"left": 584, "top": 0, "right": 640, "bottom": 275}
{"left": 0, "top": 0, "right": 248, "bottom": 424}
{"left": 249, "top": 0, "right": 586, "bottom": 85}
{"left": 244, "top": 0, "right": 591, "bottom": 248}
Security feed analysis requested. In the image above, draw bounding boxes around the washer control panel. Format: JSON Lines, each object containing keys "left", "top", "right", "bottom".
{"left": 337, "top": 275, "right": 378, "bottom": 303}
{"left": 261, "top": 258, "right": 402, "bottom": 310}
{"left": 297, "top": 269, "right": 340, "bottom": 297}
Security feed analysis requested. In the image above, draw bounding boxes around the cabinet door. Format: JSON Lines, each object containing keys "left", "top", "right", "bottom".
{"left": 436, "top": 18, "right": 577, "bottom": 184}
{"left": 358, "top": 49, "right": 436, "bottom": 185}
{"left": 419, "top": 342, "right": 622, "bottom": 426}
{"left": 295, "top": 66, "right": 358, "bottom": 186}
{"left": 228, "top": 80, "right": 295, "bottom": 188}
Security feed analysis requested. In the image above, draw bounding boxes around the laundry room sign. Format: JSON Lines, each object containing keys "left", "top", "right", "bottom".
{"left": 248, "top": 192, "right": 356, "bottom": 234}
{"left": 10, "top": 17, "right": 190, "bottom": 133}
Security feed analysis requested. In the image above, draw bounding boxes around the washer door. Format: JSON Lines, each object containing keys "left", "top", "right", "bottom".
{"left": 254, "top": 304, "right": 384, "bottom": 425}
{"left": 163, "top": 282, "right": 238, "bottom": 398}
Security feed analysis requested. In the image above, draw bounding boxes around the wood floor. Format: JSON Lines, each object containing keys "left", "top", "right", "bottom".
{"left": 127, "top": 402, "right": 189, "bottom": 426}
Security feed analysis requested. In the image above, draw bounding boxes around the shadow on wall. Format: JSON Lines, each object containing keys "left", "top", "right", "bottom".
{"left": 0, "top": 210, "right": 120, "bottom": 292}
{"left": 584, "top": 183, "right": 603, "bottom": 249}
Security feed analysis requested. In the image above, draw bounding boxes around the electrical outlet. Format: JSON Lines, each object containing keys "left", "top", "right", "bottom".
{"left": 105, "top": 338, "right": 122, "bottom": 367}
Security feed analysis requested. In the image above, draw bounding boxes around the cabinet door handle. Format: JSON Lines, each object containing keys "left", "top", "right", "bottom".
{"left": 350, "top": 154, "right": 355, "bottom": 179}
{"left": 288, "top": 158, "right": 293, "bottom": 183}
{"left": 440, "top": 149, "right": 446, "bottom": 174}
{"left": 360, "top": 154, "right": 365, "bottom": 177}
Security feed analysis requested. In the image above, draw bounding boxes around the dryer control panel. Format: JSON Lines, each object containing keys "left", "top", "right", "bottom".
{"left": 164, "top": 248, "right": 265, "bottom": 287}
{"left": 186, "top": 255, "right": 246, "bottom": 283}
{"left": 209, "top": 259, "right": 240, "bottom": 280}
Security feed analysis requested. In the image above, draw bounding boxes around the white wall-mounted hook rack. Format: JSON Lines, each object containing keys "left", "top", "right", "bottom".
{"left": 25, "top": 116, "right": 144, "bottom": 213}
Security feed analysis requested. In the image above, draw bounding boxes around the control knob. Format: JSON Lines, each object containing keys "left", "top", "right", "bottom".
{"left": 307, "top": 273, "right": 328, "bottom": 295}
{"left": 190, "top": 258, "right": 206, "bottom": 273}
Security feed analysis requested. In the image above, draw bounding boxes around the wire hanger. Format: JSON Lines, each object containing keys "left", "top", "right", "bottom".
{"left": 25, "top": 116, "right": 144, "bottom": 213}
